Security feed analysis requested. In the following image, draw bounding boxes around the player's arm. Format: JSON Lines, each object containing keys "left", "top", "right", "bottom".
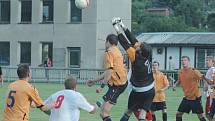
{"left": 112, "top": 17, "right": 139, "bottom": 49}
{"left": 120, "top": 24, "right": 140, "bottom": 49}
{"left": 117, "top": 34, "right": 136, "bottom": 63}
{"left": 76, "top": 93, "right": 97, "bottom": 114}
{"left": 29, "top": 86, "right": 55, "bottom": 112}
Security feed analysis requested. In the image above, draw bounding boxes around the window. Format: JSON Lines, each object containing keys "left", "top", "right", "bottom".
{"left": 42, "top": 43, "right": 53, "bottom": 64}
{"left": 21, "top": 0, "right": 32, "bottom": 23}
{"left": 70, "top": 0, "right": 82, "bottom": 23}
{"left": 0, "top": 42, "right": 10, "bottom": 65}
{"left": 42, "top": 0, "right": 53, "bottom": 23}
{"left": 196, "top": 48, "right": 215, "bottom": 69}
{"left": 20, "top": 42, "right": 31, "bottom": 64}
{"left": 0, "top": 1, "right": 10, "bottom": 23}
{"left": 68, "top": 47, "right": 81, "bottom": 67}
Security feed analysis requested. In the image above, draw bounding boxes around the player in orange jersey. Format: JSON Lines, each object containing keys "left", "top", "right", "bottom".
{"left": 173, "top": 56, "right": 206, "bottom": 121}
{"left": 2, "top": 64, "right": 55, "bottom": 121}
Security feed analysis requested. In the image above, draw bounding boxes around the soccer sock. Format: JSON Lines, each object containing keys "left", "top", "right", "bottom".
{"left": 139, "top": 119, "right": 145, "bottom": 121}
{"left": 152, "top": 114, "right": 156, "bottom": 121}
{"left": 176, "top": 116, "right": 182, "bottom": 121}
{"left": 199, "top": 117, "right": 206, "bottom": 121}
{"left": 162, "top": 112, "right": 167, "bottom": 121}
{"left": 120, "top": 113, "right": 130, "bottom": 121}
{"left": 103, "top": 116, "right": 112, "bottom": 121}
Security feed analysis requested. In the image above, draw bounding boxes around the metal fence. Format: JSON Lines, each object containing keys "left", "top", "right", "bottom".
{"left": 1, "top": 66, "right": 207, "bottom": 87}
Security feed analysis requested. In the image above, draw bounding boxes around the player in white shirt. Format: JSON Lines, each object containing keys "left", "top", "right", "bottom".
{"left": 203, "top": 56, "right": 215, "bottom": 120}
{"left": 45, "top": 76, "right": 96, "bottom": 121}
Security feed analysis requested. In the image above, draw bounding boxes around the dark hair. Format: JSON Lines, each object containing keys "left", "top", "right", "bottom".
{"left": 181, "top": 56, "right": 190, "bottom": 61}
{"left": 106, "top": 34, "right": 118, "bottom": 45}
{"left": 17, "top": 64, "right": 30, "bottom": 79}
{"left": 140, "top": 42, "right": 152, "bottom": 59}
{"left": 64, "top": 76, "right": 76, "bottom": 89}
{"left": 153, "top": 61, "right": 160, "bottom": 66}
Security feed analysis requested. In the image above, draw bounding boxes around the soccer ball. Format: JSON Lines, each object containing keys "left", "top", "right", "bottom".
{"left": 75, "top": 0, "right": 89, "bottom": 9}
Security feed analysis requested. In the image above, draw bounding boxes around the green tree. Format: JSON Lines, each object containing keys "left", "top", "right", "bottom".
{"left": 207, "top": 13, "right": 215, "bottom": 31}
{"left": 174, "top": 0, "right": 204, "bottom": 28}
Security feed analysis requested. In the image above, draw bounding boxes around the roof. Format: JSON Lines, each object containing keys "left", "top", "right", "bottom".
{"left": 136, "top": 32, "right": 215, "bottom": 46}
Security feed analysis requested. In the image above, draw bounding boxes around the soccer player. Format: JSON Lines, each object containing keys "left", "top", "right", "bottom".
{"left": 2, "top": 64, "right": 54, "bottom": 121}
{"left": 86, "top": 34, "right": 128, "bottom": 121}
{"left": 203, "top": 56, "right": 215, "bottom": 120}
{"left": 112, "top": 17, "right": 155, "bottom": 121}
{"left": 151, "top": 61, "right": 169, "bottom": 121}
{"left": 45, "top": 76, "right": 97, "bottom": 121}
{"left": 173, "top": 56, "right": 207, "bottom": 121}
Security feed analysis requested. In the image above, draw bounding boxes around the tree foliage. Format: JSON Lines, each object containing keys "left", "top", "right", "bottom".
{"left": 132, "top": 0, "right": 214, "bottom": 33}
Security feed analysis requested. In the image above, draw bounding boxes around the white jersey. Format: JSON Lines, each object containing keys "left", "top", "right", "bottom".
{"left": 45, "top": 90, "right": 94, "bottom": 121}
{"left": 206, "top": 67, "right": 215, "bottom": 96}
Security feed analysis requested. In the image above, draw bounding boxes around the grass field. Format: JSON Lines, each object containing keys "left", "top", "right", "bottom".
{"left": 0, "top": 82, "right": 206, "bottom": 121}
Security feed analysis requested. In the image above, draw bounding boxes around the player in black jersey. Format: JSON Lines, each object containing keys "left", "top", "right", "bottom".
{"left": 112, "top": 17, "right": 155, "bottom": 121}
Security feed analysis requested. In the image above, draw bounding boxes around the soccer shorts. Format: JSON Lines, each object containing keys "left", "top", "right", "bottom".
{"left": 177, "top": 97, "right": 204, "bottom": 114}
{"left": 103, "top": 82, "right": 127, "bottom": 105}
{"left": 151, "top": 101, "right": 167, "bottom": 111}
{"left": 128, "top": 88, "right": 155, "bottom": 111}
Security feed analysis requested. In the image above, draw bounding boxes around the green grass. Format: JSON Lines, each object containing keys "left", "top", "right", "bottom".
{"left": 0, "top": 82, "right": 206, "bottom": 121}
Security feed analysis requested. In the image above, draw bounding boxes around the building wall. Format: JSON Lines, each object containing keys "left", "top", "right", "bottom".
{"left": 95, "top": 0, "right": 131, "bottom": 68}
{"left": 151, "top": 46, "right": 196, "bottom": 70}
{"left": 0, "top": 0, "right": 131, "bottom": 69}
{"left": 152, "top": 47, "right": 165, "bottom": 70}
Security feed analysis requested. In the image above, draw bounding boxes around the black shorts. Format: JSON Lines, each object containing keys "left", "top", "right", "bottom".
{"left": 151, "top": 101, "right": 167, "bottom": 111}
{"left": 128, "top": 88, "right": 155, "bottom": 111}
{"left": 177, "top": 97, "right": 204, "bottom": 114}
{"left": 210, "top": 99, "right": 215, "bottom": 118}
{"left": 103, "top": 82, "right": 127, "bottom": 105}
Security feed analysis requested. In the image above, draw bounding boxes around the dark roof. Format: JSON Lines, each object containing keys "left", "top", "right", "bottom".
{"left": 136, "top": 32, "right": 215, "bottom": 46}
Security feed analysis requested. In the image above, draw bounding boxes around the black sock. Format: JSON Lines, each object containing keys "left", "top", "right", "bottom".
{"left": 176, "top": 116, "right": 182, "bottom": 121}
{"left": 199, "top": 117, "right": 206, "bottom": 121}
{"left": 120, "top": 114, "right": 130, "bottom": 121}
{"left": 103, "top": 116, "right": 112, "bottom": 121}
{"left": 162, "top": 112, "right": 167, "bottom": 121}
{"left": 152, "top": 114, "right": 156, "bottom": 121}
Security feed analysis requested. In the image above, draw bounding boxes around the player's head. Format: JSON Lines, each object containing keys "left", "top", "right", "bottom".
{"left": 206, "top": 56, "right": 215, "bottom": 68}
{"left": 105, "top": 34, "right": 118, "bottom": 50}
{"left": 181, "top": 56, "right": 190, "bottom": 68}
{"left": 152, "top": 61, "right": 159, "bottom": 72}
{"left": 136, "top": 42, "right": 152, "bottom": 59}
{"left": 17, "top": 64, "right": 31, "bottom": 80}
{"left": 64, "top": 76, "right": 77, "bottom": 90}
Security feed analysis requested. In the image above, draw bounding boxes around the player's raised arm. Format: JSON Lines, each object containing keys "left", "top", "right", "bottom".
{"left": 112, "top": 19, "right": 136, "bottom": 63}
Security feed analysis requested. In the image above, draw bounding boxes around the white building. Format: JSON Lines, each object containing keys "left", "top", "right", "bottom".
{"left": 0, "top": 0, "right": 131, "bottom": 69}
{"left": 137, "top": 32, "right": 215, "bottom": 70}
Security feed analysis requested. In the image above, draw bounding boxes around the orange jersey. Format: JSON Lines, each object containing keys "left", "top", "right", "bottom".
{"left": 178, "top": 68, "right": 203, "bottom": 100}
{"left": 104, "top": 46, "right": 127, "bottom": 86}
{"left": 153, "top": 71, "right": 169, "bottom": 102}
{"left": 3, "top": 80, "right": 44, "bottom": 121}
